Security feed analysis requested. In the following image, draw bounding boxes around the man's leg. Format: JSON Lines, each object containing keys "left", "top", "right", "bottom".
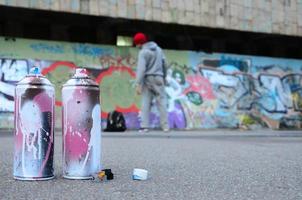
{"left": 140, "top": 84, "right": 152, "bottom": 129}
{"left": 152, "top": 76, "right": 169, "bottom": 131}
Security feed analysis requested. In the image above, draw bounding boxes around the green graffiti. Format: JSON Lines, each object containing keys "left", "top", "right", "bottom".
{"left": 172, "top": 69, "right": 186, "bottom": 85}
{"left": 99, "top": 70, "right": 140, "bottom": 113}
{"left": 240, "top": 115, "right": 256, "bottom": 126}
{"left": 186, "top": 91, "right": 203, "bottom": 105}
{"left": 45, "top": 66, "right": 74, "bottom": 102}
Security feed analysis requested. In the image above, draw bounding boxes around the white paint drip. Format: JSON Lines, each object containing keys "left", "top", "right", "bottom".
{"left": 81, "top": 104, "right": 101, "bottom": 174}
{"left": 20, "top": 101, "right": 42, "bottom": 160}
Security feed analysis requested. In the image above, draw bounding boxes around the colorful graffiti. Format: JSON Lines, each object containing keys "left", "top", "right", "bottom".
{"left": 0, "top": 58, "right": 29, "bottom": 112}
{"left": 199, "top": 67, "right": 302, "bottom": 128}
{"left": 0, "top": 37, "right": 301, "bottom": 130}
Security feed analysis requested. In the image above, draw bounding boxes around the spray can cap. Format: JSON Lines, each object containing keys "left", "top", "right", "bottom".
{"left": 74, "top": 68, "right": 89, "bottom": 78}
{"left": 29, "top": 67, "right": 41, "bottom": 75}
{"left": 64, "top": 67, "right": 98, "bottom": 87}
{"left": 18, "top": 66, "right": 53, "bottom": 86}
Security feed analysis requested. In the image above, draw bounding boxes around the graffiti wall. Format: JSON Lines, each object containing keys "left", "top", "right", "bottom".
{"left": 0, "top": 37, "right": 301, "bottom": 130}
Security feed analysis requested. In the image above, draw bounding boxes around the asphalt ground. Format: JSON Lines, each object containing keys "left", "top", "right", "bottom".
{"left": 1, "top": 129, "right": 302, "bottom": 200}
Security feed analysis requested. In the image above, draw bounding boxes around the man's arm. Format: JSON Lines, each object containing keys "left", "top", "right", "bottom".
{"left": 135, "top": 50, "right": 147, "bottom": 86}
{"left": 162, "top": 53, "right": 168, "bottom": 85}
{"left": 135, "top": 50, "right": 147, "bottom": 95}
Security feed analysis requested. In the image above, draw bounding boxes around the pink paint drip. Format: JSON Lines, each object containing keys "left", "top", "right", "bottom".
{"left": 33, "top": 92, "right": 53, "bottom": 112}
{"left": 14, "top": 97, "right": 23, "bottom": 150}
{"left": 65, "top": 130, "right": 89, "bottom": 160}
{"left": 64, "top": 88, "right": 92, "bottom": 160}
{"left": 33, "top": 92, "right": 54, "bottom": 177}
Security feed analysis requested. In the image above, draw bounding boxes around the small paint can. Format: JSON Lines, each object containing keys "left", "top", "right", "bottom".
{"left": 132, "top": 168, "right": 148, "bottom": 180}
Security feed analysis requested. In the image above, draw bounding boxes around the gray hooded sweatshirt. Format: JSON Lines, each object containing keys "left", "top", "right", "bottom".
{"left": 136, "top": 41, "right": 166, "bottom": 86}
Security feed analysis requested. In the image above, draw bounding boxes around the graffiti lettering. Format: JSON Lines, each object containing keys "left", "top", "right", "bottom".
{"left": 99, "top": 55, "right": 136, "bottom": 69}
{"left": 201, "top": 68, "right": 250, "bottom": 109}
{"left": 1, "top": 59, "right": 28, "bottom": 82}
{"left": 30, "top": 43, "right": 64, "bottom": 54}
{"left": 0, "top": 58, "right": 29, "bottom": 112}
{"left": 201, "top": 67, "right": 302, "bottom": 115}
{"left": 257, "top": 74, "right": 292, "bottom": 112}
{"left": 282, "top": 74, "right": 302, "bottom": 111}
{"left": 72, "top": 44, "right": 113, "bottom": 58}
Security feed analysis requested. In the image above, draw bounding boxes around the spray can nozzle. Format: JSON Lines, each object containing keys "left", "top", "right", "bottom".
{"left": 30, "top": 67, "right": 41, "bottom": 75}
{"left": 74, "top": 68, "right": 89, "bottom": 78}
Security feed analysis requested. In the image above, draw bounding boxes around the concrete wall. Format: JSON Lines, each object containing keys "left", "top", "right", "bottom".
{"left": 0, "top": 0, "right": 302, "bottom": 37}
{"left": 1, "top": 37, "right": 302, "bottom": 130}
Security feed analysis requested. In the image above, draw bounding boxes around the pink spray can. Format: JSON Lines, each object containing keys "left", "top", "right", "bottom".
{"left": 13, "top": 67, "right": 55, "bottom": 180}
{"left": 62, "top": 68, "right": 101, "bottom": 179}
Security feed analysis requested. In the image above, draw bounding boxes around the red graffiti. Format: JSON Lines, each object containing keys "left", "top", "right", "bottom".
{"left": 184, "top": 74, "right": 216, "bottom": 100}
{"left": 41, "top": 61, "right": 77, "bottom": 75}
{"left": 99, "top": 55, "right": 136, "bottom": 69}
{"left": 95, "top": 66, "right": 135, "bottom": 82}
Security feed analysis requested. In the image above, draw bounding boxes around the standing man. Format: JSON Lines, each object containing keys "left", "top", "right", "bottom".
{"left": 133, "top": 32, "right": 169, "bottom": 132}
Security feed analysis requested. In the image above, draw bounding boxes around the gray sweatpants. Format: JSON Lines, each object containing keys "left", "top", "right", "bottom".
{"left": 141, "top": 76, "right": 169, "bottom": 130}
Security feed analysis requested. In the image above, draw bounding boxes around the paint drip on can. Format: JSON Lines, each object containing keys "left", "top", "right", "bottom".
{"left": 13, "top": 67, "right": 55, "bottom": 180}
{"left": 62, "top": 68, "right": 101, "bottom": 179}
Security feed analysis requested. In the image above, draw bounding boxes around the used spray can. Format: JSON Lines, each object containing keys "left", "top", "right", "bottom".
{"left": 13, "top": 67, "right": 55, "bottom": 180}
{"left": 62, "top": 68, "right": 101, "bottom": 179}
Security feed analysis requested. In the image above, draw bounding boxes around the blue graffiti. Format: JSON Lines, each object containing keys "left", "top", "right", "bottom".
{"left": 200, "top": 68, "right": 302, "bottom": 116}
{"left": 30, "top": 43, "right": 64, "bottom": 54}
{"left": 72, "top": 44, "right": 113, "bottom": 58}
{"left": 219, "top": 55, "right": 249, "bottom": 72}
{"left": 282, "top": 74, "right": 302, "bottom": 92}
{"left": 282, "top": 74, "right": 302, "bottom": 111}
